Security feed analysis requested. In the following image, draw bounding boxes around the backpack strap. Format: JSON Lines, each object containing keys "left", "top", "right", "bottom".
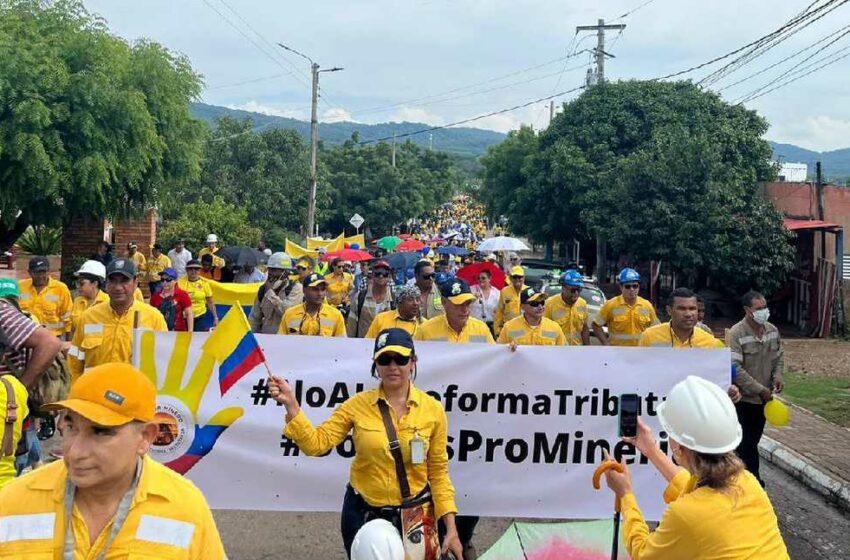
{"left": 377, "top": 399, "right": 411, "bottom": 500}
{"left": 355, "top": 289, "right": 369, "bottom": 337}
{"left": 1, "top": 377, "right": 18, "bottom": 458}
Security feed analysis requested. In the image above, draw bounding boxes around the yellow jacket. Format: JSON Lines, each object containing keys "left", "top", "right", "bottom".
{"left": 594, "top": 295, "right": 659, "bottom": 346}
{"left": 414, "top": 315, "right": 494, "bottom": 344}
{"left": 639, "top": 322, "right": 724, "bottom": 348}
{"left": 70, "top": 291, "right": 109, "bottom": 336}
{"left": 278, "top": 303, "right": 346, "bottom": 337}
{"left": 198, "top": 247, "right": 226, "bottom": 268}
{"left": 68, "top": 300, "right": 167, "bottom": 383}
{"left": 284, "top": 384, "right": 457, "bottom": 519}
{"left": 0, "top": 375, "right": 28, "bottom": 490}
{"left": 544, "top": 295, "right": 589, "bottom": 345}
{"left": 622, "top": 469, "right": 789, "bottom": 559}
{"left": 18, "top": 277, "right": 73, "bottom": 336}
{"left": 365, "top": 310, "right": 422, "bottom": 338}
{"left": 148, "top": 253, "right": 172, "bottom": 282}
{"left": 130, "top": 251, "right": 147, "bottom": 275}
{"left": 497, "top": 315, "right": 566, "bottom": 346}
{"left": 0, "top": 455, "right": 225, "bottom": 559}
{"left": 494, "top": 284, "right": 526, "bottom": 335}
{"left": 326, "top": 271, "right": 354, "bottom": 306}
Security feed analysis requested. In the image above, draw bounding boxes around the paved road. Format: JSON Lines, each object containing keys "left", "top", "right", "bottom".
{"left": 214, "top": 461, "right": 849, "bottom": 559}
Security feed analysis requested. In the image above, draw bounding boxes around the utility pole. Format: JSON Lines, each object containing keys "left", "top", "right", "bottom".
{"left": 278, "top": 42, "right": 343, "bottom": 237}
{"left": 576, "top": 18, "right": 625, "bottom": 282}
{"left": 391, "top": 132, "right": 396, "bottom": 168}
{"left": 549, "top": 100, "right": 555, "bottom": 125}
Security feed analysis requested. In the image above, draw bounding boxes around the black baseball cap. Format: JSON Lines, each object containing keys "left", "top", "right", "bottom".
{"left": 28, "top": 256, "right": 49, "bottom": 272}
{"left": 521, "top": 287, "right": 545, "bottom": 304}
{"left": 152, "top": 243, "right": 163, "bottom": 251}
{"left": 373, "top": 328, "right": 415, "bottom": 360}
{"left": 438, "top": 278, "right": 476, "bottom": 305}
{"left": 106, "top": 258, "right": 136, "bottom": 279}
{"left": 186, "top": 259, "right": 202, "bottom": 269}
{"left": 302, "top": 272, "right": 327, "bottom": 288}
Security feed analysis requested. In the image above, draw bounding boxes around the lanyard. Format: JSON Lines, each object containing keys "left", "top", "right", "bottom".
{"left": 298, "top": 308, "right": 323, "bottom": 336}
{"left": 669, "top": 325, "right": 693, "bottom": 348}
{"left": 63, "top": 458, "right": 142, "bottom": 560}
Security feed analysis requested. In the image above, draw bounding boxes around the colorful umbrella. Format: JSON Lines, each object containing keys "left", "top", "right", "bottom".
{"left": 321, "top": 248, "right": 374, "bottom": 262}
{"left": 480, "top": 520, "right": 630, "bottom": 560}
{"left": 377, "top": 236, "right": 403, "bottom": 250}
{"left": 429, "top": 237, "right": 448, "bottom": 245}
{"left": 437, "top": 246, "right": 469, "bottom": 256}
{"left": 398, "top": 233, "right": 412, "bottom": 239}
{"left": 396, "top": 239, "right": 426, "bottom": 252}
{"left": 478, "top": 236, "right": 530, "bottom": 252}
{"left": 383, "top": 252, "right": 422, "bottom": 270}
{"left": 456, "top": 262, "right": 506, "bottom": 289}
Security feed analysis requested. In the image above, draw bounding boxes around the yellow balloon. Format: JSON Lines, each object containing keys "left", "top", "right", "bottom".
{"left": 764, "top": 400, "right": 790, "bottom": 427}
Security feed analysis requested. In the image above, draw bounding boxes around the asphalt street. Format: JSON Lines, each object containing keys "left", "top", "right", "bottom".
{"left": 214, "top": 461, "right": 849, "bottom": 559}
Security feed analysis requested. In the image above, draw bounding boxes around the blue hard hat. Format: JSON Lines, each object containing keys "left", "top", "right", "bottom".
{"left": 560, "top": 269, "right": 583, "bottom": 288}
{"left": 435, "top": 271, "right": 452, "bottom": 286}
{"left": 617, "top": 268, "right": 640, "bottom": 284}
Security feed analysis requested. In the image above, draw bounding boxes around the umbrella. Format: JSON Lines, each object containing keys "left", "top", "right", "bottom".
{"left": 456, "top": 262, "right": 506, "bottom": 289}
{"left": 477, "top": 236, "right": 530, "bottom": 252}
{"left": 398, "top": 233, "right": 412, "bottom": 239}
{"left": 437, "top": 246, "right": 469, "bottom": 256}
{"left": 383, "top": 252, "right": 422, "bottom": 270}
{"left": 321, "top": 248, "right": 374, "bottom": 262}
{"left": 396, "top": 239, "right": 426, "bottom": 252}
{"left": 217, "top": 245, "right": 268, "bottom": 267}
{"left": 429, "top": 237, "right": 448, "bottom": 245}
{"left": 479, "top": 520, "right": 628, "bottom": 560}
{"left": 377, "top": 236, "right": 403, "bottom": 250}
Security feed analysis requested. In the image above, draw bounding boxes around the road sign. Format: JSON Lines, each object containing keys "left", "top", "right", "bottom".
{"left": 349, "top": 213, "right": 365, "bottom": 230}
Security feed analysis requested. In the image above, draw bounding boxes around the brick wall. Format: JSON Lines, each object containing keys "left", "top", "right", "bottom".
{"left": 61, "top": 218, "right": 108, "bottom": 270}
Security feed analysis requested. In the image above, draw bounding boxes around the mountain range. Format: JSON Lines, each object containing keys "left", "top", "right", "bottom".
{"left": 190, "top": 103, "right": 850, "bottom": 181}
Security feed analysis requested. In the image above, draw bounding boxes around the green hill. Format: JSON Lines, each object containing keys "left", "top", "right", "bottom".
{"left": 769, "top": 141, "right": 850, "bottom": 182}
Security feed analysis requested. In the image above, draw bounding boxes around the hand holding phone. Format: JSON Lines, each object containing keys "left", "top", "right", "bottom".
{"left": 619, "top": 393, "right": 640, "bottom": 438}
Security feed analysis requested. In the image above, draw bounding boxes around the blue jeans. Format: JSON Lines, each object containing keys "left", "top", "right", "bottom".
{"left": 15, "top": 423, "right": 43, "bottom": 475}
{"left": 194, "top": 313, "right": 213, "bottom": 332}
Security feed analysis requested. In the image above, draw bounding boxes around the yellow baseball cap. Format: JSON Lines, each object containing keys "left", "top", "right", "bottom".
{"left": 43, "top": 363, "right": 156, "bottom": 426}
{"left": 510, "top": 266, "right": 525, "bottom": 277}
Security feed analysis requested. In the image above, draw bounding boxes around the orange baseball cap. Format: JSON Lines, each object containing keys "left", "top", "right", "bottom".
{"left": 43, "top": 363, "right": 156, "bottom": 426}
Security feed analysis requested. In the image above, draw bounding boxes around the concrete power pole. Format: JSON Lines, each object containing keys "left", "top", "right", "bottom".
{"left": 576, "top": 18, "right": 625, "bottom": 282}
{"left": 307, "top": 62, "right": 319, "bottom": 238}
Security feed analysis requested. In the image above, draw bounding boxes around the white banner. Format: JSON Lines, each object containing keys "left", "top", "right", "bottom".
{"left": 134, "top": 331, "right": 729, "bottom": 520}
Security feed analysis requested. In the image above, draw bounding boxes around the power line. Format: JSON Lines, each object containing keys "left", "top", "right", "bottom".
{"left": 738, "top": 47, "right": 850, "bottom": 102}
{"left": 207, "top": 71, "right": 295, "bottom": 90}
{"left": 610, "top": 0, "right": 657, "bottom": 22}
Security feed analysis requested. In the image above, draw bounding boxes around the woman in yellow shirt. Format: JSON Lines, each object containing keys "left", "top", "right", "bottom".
{"left": 603, "top": 376, "right": 789, "bottom": 560}
{"left": 269, "top": 328, "right": 463, "bottom": 560}
{"left": 326, "top": 257, "right": 354, "bottom": 307}
{"left": 70, "top": 260, "right": 109, "bottom": 337}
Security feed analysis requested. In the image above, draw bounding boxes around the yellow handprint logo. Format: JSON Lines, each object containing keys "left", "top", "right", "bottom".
{"left": 138, "top": 331, "right": 244, "bottom": 474}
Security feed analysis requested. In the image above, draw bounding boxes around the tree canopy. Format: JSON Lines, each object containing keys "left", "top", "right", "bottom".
{"left": 0, "top": 0, "right": 204, "bottom": 249}
{"left": 480, "top": 80, "right": 794, "bottom": 294}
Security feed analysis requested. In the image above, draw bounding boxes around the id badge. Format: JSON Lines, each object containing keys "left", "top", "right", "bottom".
{"left": 410, "top": 433, "right": 425, "bottom": 464}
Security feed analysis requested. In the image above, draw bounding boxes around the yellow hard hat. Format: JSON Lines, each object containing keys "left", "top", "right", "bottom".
{"left": 764, "top": 400, "right": 790, "bottom": 427}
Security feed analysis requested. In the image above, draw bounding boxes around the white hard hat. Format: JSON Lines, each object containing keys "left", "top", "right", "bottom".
{"left": 657, "top": 376, "right": 742, "bottom": 454}
{"left": 206, "top": 234, "right": 218, "bottom": 244}
{"left": 74, "top": 260, "right": 106, "bottom": 280}
{"left": 267, "top": 252, "right": 293, "bottom": 270}
{"left": 263, "top": 248, "right": 272, "bottom": 256}
{"left": 351, "top": 519, "right": 404, "bottom": 560}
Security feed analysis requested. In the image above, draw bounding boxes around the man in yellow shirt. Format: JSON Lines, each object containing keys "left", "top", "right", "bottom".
{"left": 494, "top": 265, "right": 527, "bottom": 336}
{"left": 499, "top": 287, "right": 566, "bottom": 346}
{"left": 640, "top": 287, "right": 723, "bottom": 348}
{"left": 198, "top": 233, "right": 227, "bottom": 268}
{"left": 544, "top": 270, "right": 590, "bottom": 346}
{"left": 18, "top": 256, "right": 73, "bottom": 338}
{"left": 69, "top": 259, "right": 167, "bottom": 383}
{"left": 365, "top": 285, "right": 422, "bottom": 338}
{"left": 147, "top": 242, "right": 172, "bottom": 295}
{"left": 0, "top": 362, "right": 226, "bottom": 558}
{"left": 278, "top": 273, "right": 346, "bottom": 337}
{"left": 0, "top": 373, "right": 28, "bottom": 490}
{"left": 127, "top": 242, "right": 147, "bottom": 281}
{"left": 592, "top": 268, "right": 659, "bottom": 346}
{"left": 416, "top": 278, "right": 495, "bottom": 344}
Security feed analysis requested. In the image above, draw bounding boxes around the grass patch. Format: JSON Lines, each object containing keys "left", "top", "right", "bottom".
{"left": 783, "top": 370, "right": 850, "bottom": 427}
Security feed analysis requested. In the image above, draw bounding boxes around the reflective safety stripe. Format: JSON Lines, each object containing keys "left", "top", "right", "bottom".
{"left": 552, "top": 310, "right": 566, "bottom": 319}
{"left": 542, "top": 331, "right": 558, "bottom": 339}
{"left": 611, "top": 307, "right": 627, "bottom": 316}
{"left": 738, "top": 335, "right": 756, "bottom": 344}
{"left": 135, "top": 515, "right": 195, "bottom": 549}
{"left": 61, "top": 312, "right": 72, "bottom": 320}
{"left": 287, "top": 320, "right": 301, "bottom": 329}
{"left": 609, "top": 333, "right": 641, "bottom": 340}
{"left": 646, "top": 342, "right": 671, "bottom": 347}
{"left": 44, "top": 294, "right": 60, "bottom": 302}
{"left": 508, "top": 329, "right": 525, "bottom": 339}
{"left": 764, "top": 331, "right": 779, "bottom": 341}
{"left": 320, "top": 318, "right": 336, "bottom": 328}
{"left": 84, "top": 323, "right": 104, "bottom": 335}
{"left": 0, "top": 513, "right": 56, "bottom": 542}
{"left": 18, "top": 293, "right": 30, "bottom": 301}
{"left": 428, "top": 337, "right": 449, "bottom": 342}
{"left": 469, "top": 335, "right": 489, "bottom": 343}
{"left": 67, "top": 345, "right": 85, "bottom": 360}
{"left": 637, "top": 307, "right": 651, "bottom": 316}
{"left": 731, "top": 352, "right": 744, "bottom": 361}
{"left": 44, "top": 322, "right": 65, "bottom": 330}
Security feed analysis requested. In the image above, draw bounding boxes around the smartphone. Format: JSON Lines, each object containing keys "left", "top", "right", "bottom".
{"left": 619, "top": 393, "right": 640, "bottom": 438}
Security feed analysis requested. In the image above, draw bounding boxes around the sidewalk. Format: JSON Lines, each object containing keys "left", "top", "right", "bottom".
{"left": 759, "top": 400, "right": 850, "bottom": 515}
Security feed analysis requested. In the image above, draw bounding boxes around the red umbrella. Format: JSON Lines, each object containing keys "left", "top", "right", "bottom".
{"left": 457, "top": 262, "right": 506, "bottom": 289}
{"left": 321, "top": 248, "right": 374, "bottom": 262}
{"left": 398, "top": 233, "right": 412, "bottom": 239}
{"left": 395, "top": 239, "right": 425, "bottom": 252}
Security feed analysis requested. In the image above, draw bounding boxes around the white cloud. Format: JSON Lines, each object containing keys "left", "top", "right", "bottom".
{"left": 390, "top": 106, "right": 445, "bottom": 126}
{"left": 322, "top": 107, "right": 356, "bottom": 122}
{"left": 228, "top": 101, "right": 304, "bottom": 120}
{"left": 770, "top": 116, "right": 850, "bottom": 152}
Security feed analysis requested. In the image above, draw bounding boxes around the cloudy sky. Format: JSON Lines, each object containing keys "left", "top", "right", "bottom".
{"left": 85, "top": 0, "right": 850, "bottom": 151}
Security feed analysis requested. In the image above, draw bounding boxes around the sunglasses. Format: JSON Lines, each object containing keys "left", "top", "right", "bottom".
{"left": 163, "top": 278, "right": 175, "bottom": 283}
{"left": 373, "top": 271, "right": 390, "bottom": 278}
{"left": 478, "top": 276, "right": 489, "bottom": 281}
{"left": 623, "top": 284, "right": 640, "bottom": 290}
{"left": 420, "top": 273, "right": 436, "bottom": 280}
{"left": 296, "top": 266, "right": 308, "bottom": 271}
{"left": 527, "top": 301, "right": 545, "bottom": 308}
{"left": 375, "top": 353, "right": 411, "bottom": 366}
{"left": 567, "top": 288, "right": 581, "bottom": 294}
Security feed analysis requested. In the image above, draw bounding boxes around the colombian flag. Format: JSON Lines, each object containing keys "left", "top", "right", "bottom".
{"left": 201, "top": 304, "right": 264, "bottom": 395}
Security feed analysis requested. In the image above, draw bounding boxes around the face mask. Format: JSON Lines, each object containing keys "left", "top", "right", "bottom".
{"left": 752, "top": 308, "right": 770, "bottom": 325}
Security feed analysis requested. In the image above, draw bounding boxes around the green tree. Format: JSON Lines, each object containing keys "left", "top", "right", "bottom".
{"left": 0, "top": 0, "right": 204, "bottom": 250}
{"left": 157, "top": 198, "right": 261, "bottom": 251}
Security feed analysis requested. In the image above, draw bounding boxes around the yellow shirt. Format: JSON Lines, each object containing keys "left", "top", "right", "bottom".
{"left": 497, "top": 315, "right": 566, "bottom": 346}
{"left": 544, "top": 295, "right": 589, "bottom": 345}
{"left": 0, "top": 375, "right": 28, "bottom": 490}
{"left": 68, "top": 300, "right": 167, "bottom": 383}
{"left": 594, "top": 295, "right": 659, "bottom": 346}
{"left": 18, "top": 277, "right": 73, "bottom": 336}
{"left": 70, "top": 291, "right": 109, "bottom": 336}
{"left": 133, "top": 287, "right": 144, "bottom": 302}
{"left": 130, "top": 251, "right": 147, "bottom": 275}
{"left": 278, "top": 303, "right": 347, "bottom": 337}
{"left": 326, "top": 272, "right": 354, "bottom": 306}
{"left": 0, "top": 455, "right": 225, "bottom": 559}
{"left": 621, "top": 469, "right": 789, "bottom": 560}
{"left": 414, "top": 315, "right": 495, "bottom": 344}
{"left": 365, "top": 310, "right": 422, "bottom": 338}
{"left": 494, "top": 284, "right": 526, "bottom": 335}
{"left": 178, "top": 277, "right": 213, "bottom": 317}
{"left": 639, "top": 322, "right": 724, "bottom": 348}
{"left": 284, "top": 384, "right": 457, "bottom": 519}
{"left": 148, "top": 253, "right": 172, "bottom": 282}
{"left": 198, "top": 247, "right": 226, "bottom": 268}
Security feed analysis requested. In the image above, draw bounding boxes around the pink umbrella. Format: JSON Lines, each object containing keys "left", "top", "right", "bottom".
{"left": 456, "top": 262, "right": 506, "bottom": 289}
{"left": 395, "top": 239, "right": 426, "bottom": 252}
{"left": 321, "top": 248, "right": 374, "bottom": 262}
{"left": 429, "top": 237, "right": 448, "bottom": 245}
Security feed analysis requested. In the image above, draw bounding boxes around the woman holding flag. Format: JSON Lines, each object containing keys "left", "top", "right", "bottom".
{"left": 268, "top": 328, "right": 464, "bottom": 560}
